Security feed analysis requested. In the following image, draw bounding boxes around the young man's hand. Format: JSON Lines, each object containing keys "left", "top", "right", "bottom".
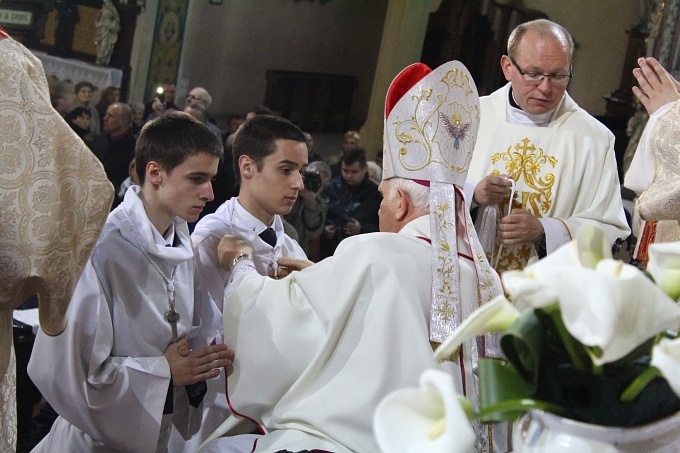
{"left": 164, "top": 338, "right": 234, "bottom": 386}
{"left": 217, "top": 236, "right": 253, "bottom": 271}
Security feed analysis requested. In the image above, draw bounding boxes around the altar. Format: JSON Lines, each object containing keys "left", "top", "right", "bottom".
{"left": 31, "top": 49, "right": 123, "bottom": 90}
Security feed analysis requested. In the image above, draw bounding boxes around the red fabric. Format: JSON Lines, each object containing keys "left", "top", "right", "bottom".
{"left": 385, "top": 63, "right": 432, "bottom": 118}
{"left": 0, "top": 28, "right": 8, "bottom": 40}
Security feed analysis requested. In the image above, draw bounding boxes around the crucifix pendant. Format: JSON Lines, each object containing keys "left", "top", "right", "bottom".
{"left": 165, "top": 302, "right": 180, "bottom": 339}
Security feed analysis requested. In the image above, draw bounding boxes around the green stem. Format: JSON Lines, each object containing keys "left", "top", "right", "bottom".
{"left": 542, "top": 305, "right": 589, "bottom": 371}
{"left": 620, "top": 366, "right": 662, "bottom": 402}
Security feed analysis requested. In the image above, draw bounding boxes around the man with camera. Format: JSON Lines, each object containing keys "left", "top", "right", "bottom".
{"left": 284, "top": 160, "right": 331, "bottom": 260}
{"left": 320, "top": 147, "right": 381, "bottom": 259}
{"left": 143, "top": 81, "right": 179, "bottom": 122}
{"left": 177, "top": 114, "right": 309, "bottom": 451}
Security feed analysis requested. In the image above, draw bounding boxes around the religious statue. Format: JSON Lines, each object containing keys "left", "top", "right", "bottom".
{"left": 53, "top": 0, "right": 79, "bottom": 57}
{"left": 95, "top": 0, "right": 120, "bottom": 66}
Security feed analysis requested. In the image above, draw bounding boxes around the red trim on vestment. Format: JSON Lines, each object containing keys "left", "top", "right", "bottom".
{"left": 224, "top": 368, "right": 266, "bottom": 436}
{"left": 635, "top": 220, "right": 658, "bottom": 270}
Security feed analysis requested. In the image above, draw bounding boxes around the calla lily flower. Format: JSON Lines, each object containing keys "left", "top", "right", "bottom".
{"left": 651, "top": 338, "right": 680, "bottom": 398}
{"left": 520, "top": 257, "right": 680, "bottom": 366}
{"left": 647, "top": 242, "right": 680, "bottom": 301}
{"left": 373, "top": 369, "right": 475, "bottom": 453}
{"left": 434, "top": 295, "right": 520, "bottom": 362}
{"left": 503, "top": 225, "right": 612, "bottom": 311}
{"left": 500, "top": 225, "right": 680, "bottom": 365}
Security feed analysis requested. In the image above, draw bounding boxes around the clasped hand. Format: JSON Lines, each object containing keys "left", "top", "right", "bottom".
{"left": 497, "top": 209, "right": 544, "bottom": 245}
{"left": 164, "top": 338, "right": 234, "bottom": 387}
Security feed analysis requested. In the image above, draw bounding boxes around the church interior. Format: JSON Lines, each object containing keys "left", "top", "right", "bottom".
{"left": 3, "top": 0, "right": 680, "bottom": 451}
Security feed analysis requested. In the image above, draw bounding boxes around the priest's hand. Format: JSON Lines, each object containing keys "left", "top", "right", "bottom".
{"left": 632, "top": 57, "right": 680, "bottom": 115}
{"left": 473, "top": 175, "right": 513, "bottom": 205}
{"left": 276, "top": 257, "right": 314, "bottom": 276}
{"left": 218, "top": 236, "right": 253, "bottom": 271}
{"left": 498, "top": 209, "right": 544, "bottom": 245}
{"left": 165, "top": 338, "right": 234, "bottom": 386}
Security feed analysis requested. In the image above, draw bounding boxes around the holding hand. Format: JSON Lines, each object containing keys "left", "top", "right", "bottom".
{"left": 343, "top": 218, "right": 361, "bottom": 236}
{"left": 474, "top": 175, "right": 513, "bottom": 205}
{"left": 632, "top": 57, "right": 680, "bottom": 115}
{"left": 497, "top": 209, "right": 544, "bottom": 245}
{"left": 217, "top": 236, "right": 253, "bottom": 271}
{"left": 165, "top": 338, "right": 234, "bottom": 386}
{"left": 324, "top": 224, "right": 336, "bottom": 239}
{"left": 276, "top": 257, "right": 314, "bottom": 275}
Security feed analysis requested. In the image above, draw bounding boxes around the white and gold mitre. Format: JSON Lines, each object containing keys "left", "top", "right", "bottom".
{"left": 383, "top": 61, "right": 480, "bottom": 187}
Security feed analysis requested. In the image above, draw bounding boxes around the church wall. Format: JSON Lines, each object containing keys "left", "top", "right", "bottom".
{"left": 520, "top": 0, "right": 641, "bottom": 115}
{"left": 174, "top": 0, "right": 388, "bottom": 128}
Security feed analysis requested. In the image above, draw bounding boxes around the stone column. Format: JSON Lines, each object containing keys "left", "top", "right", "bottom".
{"left": 360, "top": 0, "right": 442, "bottom": 158}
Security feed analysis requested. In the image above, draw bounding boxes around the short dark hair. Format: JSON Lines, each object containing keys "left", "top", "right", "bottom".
{"left": 248, "top": 105, "right": 274, "bottom": 117}
{"left": 135, "top": 112, "right": 223, "bottom": 185}
{"left": 342, "top": 146, "right": 368, "bottom": 168}
{"left": 232, "top": 115, "right": 306, "bottom": 184}
{"left": 66, "top": 107, "right": 91, "bottom": 122}
{"left": 74, "top": 81, "right": 95, "bottom": 94}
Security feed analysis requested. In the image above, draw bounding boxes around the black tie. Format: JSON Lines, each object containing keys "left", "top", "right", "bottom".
{"left": 259, "top": 227, "right": 277, "bottom": 247}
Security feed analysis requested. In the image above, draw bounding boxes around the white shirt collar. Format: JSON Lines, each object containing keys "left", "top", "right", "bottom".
{"left": 151, "top": 222, "right": 175, "bottom": 247}
{"left": 233, "top": 198, "right": 279, "bottom": 234}
{"left": 505, "top": 88, "right": 563, "bottom": 127}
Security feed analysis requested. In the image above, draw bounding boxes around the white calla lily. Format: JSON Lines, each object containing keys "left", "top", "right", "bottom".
{"left": 651, "top": 337, "right": 680, "bottom": 398}
{"left": 434, "top": 295, "right": 520, "bottom": 362}
{"left": 373, "top": 369, "right": 474, "bottom": 453}
{"left": 503, "top": 225, "right": 613, "bottom": 311}
{"left": 647, "top": 242, "right": 680, "bottom": 301}
{"left": 537, "top": 259, "right": 680, "bottom": 365}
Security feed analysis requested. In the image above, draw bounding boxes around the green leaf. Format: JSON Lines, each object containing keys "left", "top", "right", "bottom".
{"left": 478, "top": 358, "right": 537, "bottom": 422}
{"left": 477, "top": 398, "right": 565, "bottom": 423}
{"left": 500, "top": 309, "right": 544, "bottom": 387}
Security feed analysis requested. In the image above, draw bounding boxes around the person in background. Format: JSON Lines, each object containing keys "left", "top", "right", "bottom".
{"left": 303, "top": 131, "right": 323, "bottom": 163}
{"left": 466, "top": 19, "right": 629, "bottom": 272}
{"left": 328, "top": 130, "right": 361, "bottom": 177}
{"left": 95, "top": 86, "right": 120, "bottom": 131}
{"left": 71, "top": 80, "right": 100, "bottom": 142}
{"left": 52, "top": 97, "right": 70, "bottom": 118}
{"left": 284, "top": 160, "right": 331, "bottom": 259}
{"left": 320, "top": 146, "right": 381, "bottom": 259}
{"left": 224, "top": 114, "right": 243, "bottom": 146}
{"left": 91, "top": 102, "right": 137, "bottom": 209}
{"left": 185, "top": 87, "right": 223, "bottom": 143}
{"left": 144, "top": 81, "right": 179, "bottom": 122}
{"left": 129, "top": 101, "right": 145, "bottom": 136}
{"left": 65, "top": 106, "right": 93, "bottom": 145}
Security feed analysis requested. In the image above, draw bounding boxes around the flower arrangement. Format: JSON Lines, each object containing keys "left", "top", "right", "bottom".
{"left": 374, "top": 226, "right": 680, "bottom": 452}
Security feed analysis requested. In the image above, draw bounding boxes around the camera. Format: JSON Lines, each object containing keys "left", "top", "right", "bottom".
{"left": 302, "top": 170, "right": 322, "bottom": 193}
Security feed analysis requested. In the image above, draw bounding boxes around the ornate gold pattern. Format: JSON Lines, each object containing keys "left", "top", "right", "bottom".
{"left": 491, "top": 137, "right": 557, "bottom": 217}
{"left": 0, "top": 36, "right": 113, "bottom": 452}
{"left": 433, "top": 201, "right": 457, "bottom": 323}
{"left": 489, "top": 138, "right": 558, "bottom": 272}
{"left": 391, "top": 69, "right": 479, "bottom": 176}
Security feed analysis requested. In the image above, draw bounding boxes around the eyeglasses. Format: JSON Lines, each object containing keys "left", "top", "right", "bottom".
{"left": 186, "top": 94, "right": 201, "bottom": 101}
{"left": 509, "top": 56, "right": 572, "bottom": 87}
